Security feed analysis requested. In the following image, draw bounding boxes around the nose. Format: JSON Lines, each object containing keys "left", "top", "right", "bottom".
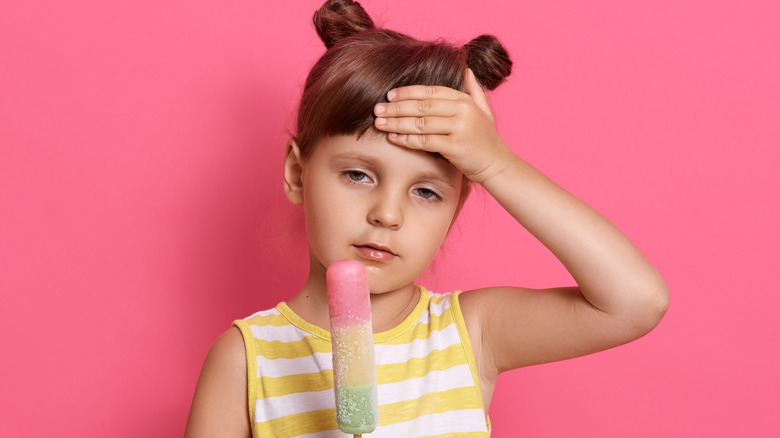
{"left": 367, "top": 190, "right": 403, "bottom": 229}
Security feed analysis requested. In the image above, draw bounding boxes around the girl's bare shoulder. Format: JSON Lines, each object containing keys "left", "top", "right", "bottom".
{"left": 184, "top": 327, "right": 250, "bottom": 438}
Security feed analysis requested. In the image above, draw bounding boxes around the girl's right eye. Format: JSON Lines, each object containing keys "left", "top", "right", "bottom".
{"left": 344, "top": 170, "right": 371, "bottom": 183}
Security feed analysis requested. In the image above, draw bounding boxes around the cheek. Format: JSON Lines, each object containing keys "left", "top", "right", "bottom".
{"left": 435, "top": 217, "right": 455, "bottom": 247}
{"left": 416, "top": 208, "right": 458, "bottom": 253}
{"left": 302, "top": 180, "right": 332, "bottom": 240}
{"left": 302, "top": 176, "right": 356, "bottom": 247}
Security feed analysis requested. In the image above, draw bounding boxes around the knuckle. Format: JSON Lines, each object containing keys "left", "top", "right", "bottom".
{"left": 415, "top": 117, "right": 426, "bottom": 131}
{"left": 425, "top": 86, "right": 437, "bottom": 98}
{"left": 417, "top": 99, "right": 431, "bottom": 114}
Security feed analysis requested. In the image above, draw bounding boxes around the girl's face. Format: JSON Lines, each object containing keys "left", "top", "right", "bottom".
{"left": 294, "top": 134, "right": 463, "bottom": 294}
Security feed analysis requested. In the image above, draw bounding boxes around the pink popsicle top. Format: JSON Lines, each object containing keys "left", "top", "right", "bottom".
{"left": 327, "top": 260, "right": 371, "bottom": 328}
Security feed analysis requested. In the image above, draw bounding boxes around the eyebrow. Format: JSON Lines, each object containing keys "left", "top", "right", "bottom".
{"left": 330, "top": 152, "right": 458, "bottom": 188}
{"left": 417, "top": 171, "right": 458, "bottom": 189}
{"left": 330, "top": 151, "right": 379, "bottom": 166}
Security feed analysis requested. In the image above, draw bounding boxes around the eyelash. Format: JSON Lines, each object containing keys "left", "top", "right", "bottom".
{"left": 343, "top": 170, "right": 371, "bottom": 183}
{"left": 413, "top": 187, "right": 442, "bottom": 201}
{"left": 341, "top": 170, "right": 443, "bottom": 202}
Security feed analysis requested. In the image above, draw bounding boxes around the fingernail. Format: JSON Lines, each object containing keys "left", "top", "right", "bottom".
{"left": 387, "top": 90, "right": 396, "bottom": 101}
{"left": 388, "top": 132, "right": 397, "bottom": 138}
{"left": 374, "top": 104, "right": 385, "bottom": 115}
{"left": 376, "top": 117, "right": 386, "bottom": 126}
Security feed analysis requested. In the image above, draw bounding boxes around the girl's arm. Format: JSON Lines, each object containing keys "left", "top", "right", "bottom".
{"left": 460, "top": 153, "right": 669, "bottom": 372}
{"left": 373, "top": 71, "right": 669, "bottom": 375}
{"left": 184, "top": 328, "right": 251, "bottom": 438}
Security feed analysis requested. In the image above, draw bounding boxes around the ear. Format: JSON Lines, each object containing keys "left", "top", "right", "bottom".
{"left": 283, "top": 138, "right": 305, "bottom": 205}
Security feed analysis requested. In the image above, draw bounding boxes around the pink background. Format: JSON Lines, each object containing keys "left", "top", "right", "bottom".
{"left": 2, "top": 1, "right": 778, "bottom": 436}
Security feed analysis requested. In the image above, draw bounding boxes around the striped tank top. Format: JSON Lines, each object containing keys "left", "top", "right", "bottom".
{"left": 233, "top": 287, "right": 491, "bottom": 437}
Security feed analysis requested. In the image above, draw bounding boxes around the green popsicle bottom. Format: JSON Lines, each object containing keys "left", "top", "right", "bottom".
{"left": 335, "top": 384, "right": 378, "bottom": 434}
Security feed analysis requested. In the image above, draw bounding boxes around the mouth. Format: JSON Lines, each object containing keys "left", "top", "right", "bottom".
{"left": 354, "top": 242, "right": 397, "bottom": 262}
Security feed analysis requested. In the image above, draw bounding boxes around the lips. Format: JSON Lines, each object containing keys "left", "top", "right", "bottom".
{"left": 354, "top": 242, "right": 396, "bottom": 262}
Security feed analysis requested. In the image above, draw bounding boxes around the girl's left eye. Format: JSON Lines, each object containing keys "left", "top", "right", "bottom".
{"left": 344, "top": 170, "right": 371, "bottom": 183}
{"left": 413, "top": 187, "right": 441, "bottom": 200}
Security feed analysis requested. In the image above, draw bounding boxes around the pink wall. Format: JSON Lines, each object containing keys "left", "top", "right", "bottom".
{"left": 2, "top": 1, "right": 778, "bottom": 436}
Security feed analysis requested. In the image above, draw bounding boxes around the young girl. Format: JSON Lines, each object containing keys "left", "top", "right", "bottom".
{"left": 185, "top": 1, "right": 669, "bottom": 436}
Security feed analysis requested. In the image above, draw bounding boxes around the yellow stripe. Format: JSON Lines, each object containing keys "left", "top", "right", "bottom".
{"left": 251, "top": 336, "right": 331, "bottom": 360}
{"left": 382, "top": 311, "right": 456, "bottom": 345}
{"left": 244, "top": 311, "right": 291, "bottom": 327}
{"left": 427, "top": 306, "right": 456, "bottom": 331}
{"left": 257, "top": 370, "right": 333, "bottom": 399}
{"left": 253, "top": 408, "right": 339, "bottom": 437}
{"left": 428, "top": 293, "right": 450, "bottom": 305}
{"left": 377, "top": 386, "right": 483, "bottom": 426}
{"left": 377, "top": 343, "right": 469, "bottom": 385}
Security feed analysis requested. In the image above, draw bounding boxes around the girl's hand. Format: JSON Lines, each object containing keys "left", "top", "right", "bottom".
{"left": 373, "top": 69, "right": 516, "bottom": 186}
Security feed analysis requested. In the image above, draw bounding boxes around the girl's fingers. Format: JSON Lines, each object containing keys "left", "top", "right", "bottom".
{"left": 374, "top": 115, "right": 453, "bottom": 135}
{"left": 374, "top": 99, "right": 459, "bottom": 118}
{"left": 385, "top": 132, "right": 445, "bottom": 152}
{"left": 386, "top": 84, "right": 464, "bottom": 102}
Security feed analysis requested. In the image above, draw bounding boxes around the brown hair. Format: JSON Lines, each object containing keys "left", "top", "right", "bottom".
{"left": 295, "top": 0, "right": 513, "bottom": 212}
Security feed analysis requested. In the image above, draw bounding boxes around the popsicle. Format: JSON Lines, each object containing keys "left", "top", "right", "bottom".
{"left": 327, "top": 260, "right": 378, "bottom": 436}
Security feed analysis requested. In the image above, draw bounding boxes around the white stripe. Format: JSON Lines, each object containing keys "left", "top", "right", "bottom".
{"left": 249, "top": 323, "right": 310, "bottom": 343}
{"left": 257, "top": 352, "right": 333, "bottom": 378}
{"left": 416, "top": 310, "right": 431, "bottom": 325}
{"left": 377, "top": 363, "right": 475, "bottom": 405}
{"left": 374, "top": 323, "right": 460, "bottom": 365}
{"left": 253, "top": 388, "right": 334, "bottom": 423}
{"left": 246, "top": 308, "right": 281, "bottom": 318}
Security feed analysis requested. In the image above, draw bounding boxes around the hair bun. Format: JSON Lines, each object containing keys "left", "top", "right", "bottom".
{"left": 313, "top": 0, "right": 376, "bottom": 49}
{"left": 463, "top": 34, "right": 512, "bottom": 90}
